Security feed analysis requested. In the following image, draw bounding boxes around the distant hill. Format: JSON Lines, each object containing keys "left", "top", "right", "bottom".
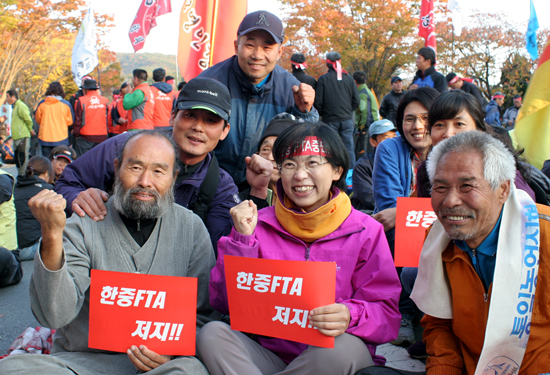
{"left": 116, "top": 52, "right": 183, "bottom": 83}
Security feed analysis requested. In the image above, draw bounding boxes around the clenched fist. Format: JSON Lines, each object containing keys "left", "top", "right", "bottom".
{"left": 230, "top": 200, "right": 258, "bottom": 235}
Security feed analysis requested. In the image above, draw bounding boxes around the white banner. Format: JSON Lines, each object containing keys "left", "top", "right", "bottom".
{"left": 447, "top": 0, "right": 465, "bottom": 37}
{"left": 72, "top": 7, "right": 98, "bottom": 87}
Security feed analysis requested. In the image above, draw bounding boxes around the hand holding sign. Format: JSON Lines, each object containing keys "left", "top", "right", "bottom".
{"left": 309, "top": 303, "right": 351, "bottom": 337}
{"left": 127, "top": 345, "right": 172, "bottom": 372}
{"left": 230, "top": 200, "right": 257, "bottom": 235}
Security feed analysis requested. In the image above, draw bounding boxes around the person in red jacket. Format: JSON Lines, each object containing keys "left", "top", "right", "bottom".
{"left": 123, "top": 69, "right": 155, "bottom": 130}
{"left": 150, "top": 68, "right": 176, "bottom": 130}
{"left": 73, "top": 79, "right": 109, "bottom": 157}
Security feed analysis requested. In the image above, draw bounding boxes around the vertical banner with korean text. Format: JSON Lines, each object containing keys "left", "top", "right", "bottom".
{"left": 88, "top": 270, "right": 197, "bottom": 355}
{"left": 394, "top": 197, "right": 437, "bottom": 267}
{"left": 177, "top": 0, "right": 247, "bottom": 81}
{"left": 419, "top": 0, "right": 436, "bottom": 51}
{"left": 224, "top": 256, "right": 336, "bottom": 348}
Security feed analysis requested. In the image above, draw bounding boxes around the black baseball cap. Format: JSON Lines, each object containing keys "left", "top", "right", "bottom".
{"left": 237, "top": 11, "right": 284, "bottom": 44}
{"left": 175, "top": 78, "right": 231, "bottom": 121}
{"left": 391, "top": 76, "right": 402, "bottom": 84}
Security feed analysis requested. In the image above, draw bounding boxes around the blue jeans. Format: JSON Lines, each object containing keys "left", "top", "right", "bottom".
{"left": 19, "top": 241, "right": 39, "bottom": 261}
{"left": 325, "top": 119, "right": 356, "bottom": 166}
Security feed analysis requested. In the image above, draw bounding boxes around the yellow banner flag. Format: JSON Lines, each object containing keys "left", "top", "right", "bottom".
{"left": 514, "top": 38, "right": 550, "bottom": 169}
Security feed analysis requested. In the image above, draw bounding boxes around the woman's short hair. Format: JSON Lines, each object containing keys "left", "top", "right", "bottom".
{"left": 45, "top": 82, "right": 66, "bottom": 98}
{"left": 273, "top": 122, "right": 350, "bottom": 191}
{"left": 428, "top": 90, "right": 486, "bottom": 133}
{"left": 26, "top": 156, "right": 53, "bottom": 180}
{"left": 395, "top": 87, "right": 440, "bottom": 147}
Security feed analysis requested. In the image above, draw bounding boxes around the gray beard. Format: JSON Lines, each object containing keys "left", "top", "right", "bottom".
{"left": 111, "top": 178, "right": 175, "bottom": 220}
{"left": 444, "top": 225, "right": 478, "bottom": 242}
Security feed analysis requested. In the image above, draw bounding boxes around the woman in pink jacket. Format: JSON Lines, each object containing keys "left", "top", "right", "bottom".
{"left": 197, "top": 123, "right": 401, "bottom": 375}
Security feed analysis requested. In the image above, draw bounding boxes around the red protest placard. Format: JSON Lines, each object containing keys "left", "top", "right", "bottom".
{"left": 88, "top": 270, "right": 197, "bottom": 356}
{"left": 224, "top": 256, "right": 336, "bottom": 348}
{"left": 395, "top": 197, "right": 437, "bottom": 267}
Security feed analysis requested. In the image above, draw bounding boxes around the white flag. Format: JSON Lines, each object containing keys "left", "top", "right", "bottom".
{"left": 72, "top": 7, "right": 98, "bottom": 87}
{"left": 447, "top": 0, "right": 465, "bottom": 37}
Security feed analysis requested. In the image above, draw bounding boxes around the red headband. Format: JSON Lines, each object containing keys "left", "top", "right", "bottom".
{"left": 291, "top": 61, "right": 307, "bottom": 70}
{"left": 448, "top": 75, "right": 460, "bottom": 85}
{"left": 514, "top": 97, "right": 522, "bottom": 101}
{"left": 284, "top": 136, "right": 327, "bottom": 158}
{"left": 493, "top": 94, "right": 505, "bottom": 99}
{"left": 326, "top": 59, "right": 347, "bottom": 81}
{"left": 166, "top": 79, "right": 175, "bottom": 85}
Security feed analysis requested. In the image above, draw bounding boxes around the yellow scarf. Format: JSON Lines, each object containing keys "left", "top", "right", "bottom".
{"left": 275, "top": 187, "right": 352, "bottom": 242}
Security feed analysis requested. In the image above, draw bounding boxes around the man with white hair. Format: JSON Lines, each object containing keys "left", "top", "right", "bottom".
{"left": 410, "top": 131, "right": 550, "bottom": 374}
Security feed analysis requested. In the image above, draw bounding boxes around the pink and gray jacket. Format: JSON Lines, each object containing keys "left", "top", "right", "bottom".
{"left": 211, "top": 204, "right": 401, "bottom": 364}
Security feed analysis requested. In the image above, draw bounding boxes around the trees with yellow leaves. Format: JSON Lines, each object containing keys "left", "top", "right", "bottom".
{"left": 0, "top": 0, "right": 118, "bottom": 107}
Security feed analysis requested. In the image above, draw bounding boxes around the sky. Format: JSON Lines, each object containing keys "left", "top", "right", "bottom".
{"left": 91, "top": 0, "right": 550, "bottom": 56}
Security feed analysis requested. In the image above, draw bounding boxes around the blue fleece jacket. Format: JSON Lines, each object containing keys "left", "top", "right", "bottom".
{"left": 372, "top": 135, "right": 413, "bottom": 213}
{"left": 199, "top": 56, "right": 319, "bottom": 185}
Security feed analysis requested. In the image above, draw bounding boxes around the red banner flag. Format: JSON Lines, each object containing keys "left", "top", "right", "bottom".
{"left": 129, "top": 0, "right": 172, "bottom": 53}
{"left": 394, "top": 197, "right": 437, "bottom": 267}
{"left": 177, "top": 0, "right": 247, "bottom": 81}
{"left": 224, "top": 255, "right": 336, "bottom": 348}
{"left": 88, "top": 270, "right": 197, "bottom": 355}
{"left": 419, "top": 0, "right": 436, "bottom": 51}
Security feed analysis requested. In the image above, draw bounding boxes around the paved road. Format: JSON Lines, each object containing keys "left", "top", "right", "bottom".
{"left": 0, "top": 260, "right": 39, "bottom": 355}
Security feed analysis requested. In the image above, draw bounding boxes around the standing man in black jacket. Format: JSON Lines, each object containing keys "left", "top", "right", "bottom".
{"left": 314, "top": 52, "right": 360, "bottom": 165}
{"left": 379, "top": 76, "right": 405, "bottom": 126}
{"left": 290, "top": 53, "right": 317, "bottom": 90}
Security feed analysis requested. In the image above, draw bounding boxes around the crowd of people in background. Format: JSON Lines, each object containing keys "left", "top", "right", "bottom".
{"left": 0, "top": 9, "right": 548, "bottom": 375}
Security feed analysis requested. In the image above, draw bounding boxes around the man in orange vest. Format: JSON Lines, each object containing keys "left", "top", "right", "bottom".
{"left": 123, "top": 69, "right": 155, "bottom": 131}
{"left": 73, "top": 79, "right": 109, "bottom": 157}
{"left": 150, "top": 68, "right": 177, "bottom": 130}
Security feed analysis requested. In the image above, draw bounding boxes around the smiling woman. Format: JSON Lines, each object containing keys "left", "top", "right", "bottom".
{"left": 197, "top": 122, "right": 402, "bottom": 375}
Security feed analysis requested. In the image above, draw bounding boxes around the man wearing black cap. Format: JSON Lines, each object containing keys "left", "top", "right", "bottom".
{"left": 199, "top": 10, "right": 318, "bottom": 187}
{"left": 290, "top": 53, "right": 317, "bottom": 90}
{"left": 55, "top": 78, "right": 272, "bottom": 252}
{"left": 379, "top": 76, "right": 405, "bottom": 127}
{"left": 503, "top": 95, "right": 522, "bottom": 130}
{"left": 446, "top": 72, "right": 486, "bottom": 107}
{"left": 73, "top": 79, "right": 109, "bottom": 157}
{"left": 314, "top": 51, "right": 360, "bottom": 165}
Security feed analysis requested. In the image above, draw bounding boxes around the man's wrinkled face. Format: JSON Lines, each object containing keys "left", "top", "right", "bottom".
{"left": 496, "top": 97, "right": 505, "bottom": 106}
{"left": 234, "top": 30, "right": 283, "bottom": 85}
{"left": 514, "top": 98, "right": 522, "bottom": 108}
{"left": 431, "top": 150, "right": 510, "bottom": 249}
{"left": 112, "top": 135, "right": 176, "bottom": 220}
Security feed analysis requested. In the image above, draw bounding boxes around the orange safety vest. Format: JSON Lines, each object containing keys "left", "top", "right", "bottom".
{"left": 128, "top": 82, "right": 155, "bottom": 130}
{"left": 78, "top": 91, "right": 109, "bottom": 136}
{"left": 150, "top": 86, "right": 175, "bottom": 128}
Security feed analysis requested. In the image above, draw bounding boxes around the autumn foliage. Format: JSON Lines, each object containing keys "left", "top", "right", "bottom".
{"left": 0, "top": 0, "right": 120, "bottom": 109}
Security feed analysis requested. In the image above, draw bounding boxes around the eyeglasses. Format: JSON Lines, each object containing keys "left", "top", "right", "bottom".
{"left": 403, "top": 115, "right": 429, "bottom": 126}
{"left": 279, "top": 159, "right": 329, "bottom": 175}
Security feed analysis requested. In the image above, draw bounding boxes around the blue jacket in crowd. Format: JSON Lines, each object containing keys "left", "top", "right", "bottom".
{"left": 412, "top": 66, "right": 447, "bottom": 93}
{"left": 55, "top": 132, "right": 240, "bottom": 250}
{"left": 485, "top": 100, "right": 501, "bottom": 126}
{"left": 199, "top": 56, "right": 319, "bottom": 185}
{"left": 372, "top": 135, "right": 413, "bottom": 213}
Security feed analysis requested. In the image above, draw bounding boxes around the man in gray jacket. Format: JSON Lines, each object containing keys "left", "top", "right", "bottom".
{"left": 0, "top": 130, "right": 218, "bottom": 374}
